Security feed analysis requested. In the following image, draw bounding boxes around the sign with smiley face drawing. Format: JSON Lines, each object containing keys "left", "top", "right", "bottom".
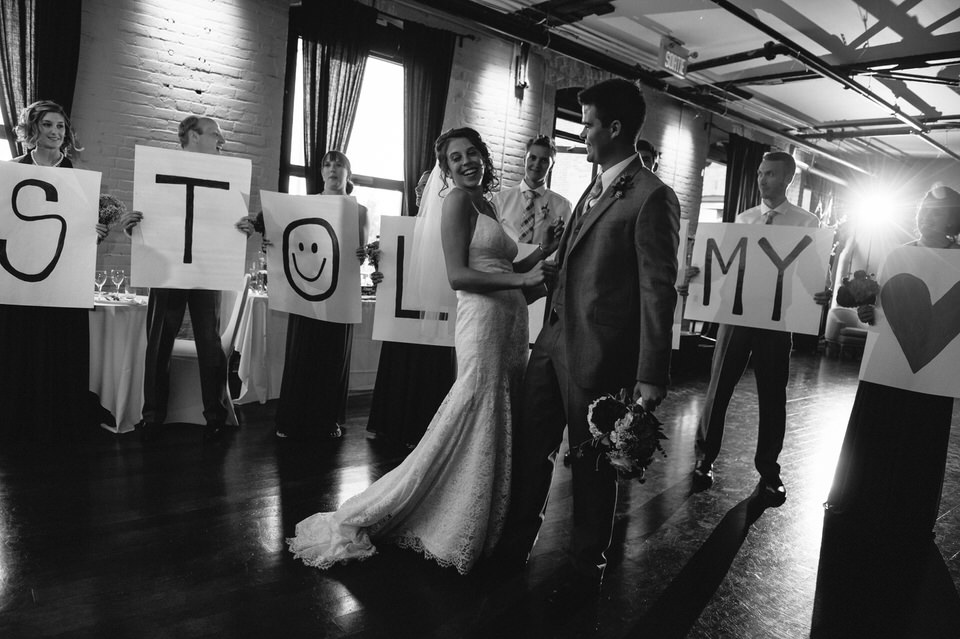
{"left": 0, "top": 161, "right": 101, "bottom": 308}
{"left": 261, "top": 191, "right": 361, "bottom": 324}
{"left": 859, "top": 246, "right": 960, "bottom": 398}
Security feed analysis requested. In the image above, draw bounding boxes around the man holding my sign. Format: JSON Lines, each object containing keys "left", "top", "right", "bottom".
{"left": 691, "top": 151, "right": 827, "bottom": 505}
{"left": 121, "top": 116, "right": 256, "bottom": 443}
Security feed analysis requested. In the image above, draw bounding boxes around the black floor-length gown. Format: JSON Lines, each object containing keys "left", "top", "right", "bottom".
{"left": 275, "top": 314, "right": 353, "bottom": 436}
{"left": 366, "top": 342, "right": 455, "bottom": 447}
{"left": 0, "top": 154, "right": 92, "bottom": 444}
{"left": 825, "top": 381, "right": 954, "bottom": 544}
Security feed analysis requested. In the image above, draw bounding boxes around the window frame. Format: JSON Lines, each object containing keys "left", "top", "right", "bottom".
{"left": 279, "top": 20, "right": 405, "bottom": 198}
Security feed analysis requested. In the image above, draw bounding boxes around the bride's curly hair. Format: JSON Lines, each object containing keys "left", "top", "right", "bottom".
{"left": 434, "top": 127, "right": 499, "bottom": 195}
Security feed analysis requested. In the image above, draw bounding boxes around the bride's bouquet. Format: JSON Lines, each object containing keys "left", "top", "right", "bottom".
{"left": 568, "top": 389, "right": 668, "bottom": 483}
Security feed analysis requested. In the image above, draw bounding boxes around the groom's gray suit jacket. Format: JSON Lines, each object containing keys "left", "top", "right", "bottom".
{"left": 550, "top": 155, "right": 680, "bottom": 389}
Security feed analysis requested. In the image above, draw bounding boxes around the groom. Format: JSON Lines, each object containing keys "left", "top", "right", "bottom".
{"left": 497, "top": 78, "right": 680, "bottom": 590}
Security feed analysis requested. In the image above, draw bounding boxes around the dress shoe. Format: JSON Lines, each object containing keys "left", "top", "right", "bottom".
{"left": 203, "top": 421, "right": 226, "bottom": 442}
{"left": 760, "top": 477, "right": 787, "bottom": 507}
{"left": 692, "top": 460, "right": 714, "bottom": 489}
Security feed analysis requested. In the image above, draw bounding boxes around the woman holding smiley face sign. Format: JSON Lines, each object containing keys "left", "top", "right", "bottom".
{"left": 275, "top": 151, "right": 369, "bottom": 440}
{"left": 288, "top": 128, "right": 562, "bottom": 574}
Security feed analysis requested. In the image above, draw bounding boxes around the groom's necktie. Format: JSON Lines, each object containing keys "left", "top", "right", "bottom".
{"left": 763, "top": 209, "right": 779, "bottom": 225}
{"left": 567, "top": 174, "right": 605, "bottom": 252}
{"left": 584, "top": 174, "right": 604, "bottom": 212}
{"left": 518, "top": 190, "right": 540, "bottom": 243}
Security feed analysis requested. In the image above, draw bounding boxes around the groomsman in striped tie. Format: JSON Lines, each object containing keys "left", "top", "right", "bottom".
{"left": 493, "top": 135, "right": 572, "bottom": 248}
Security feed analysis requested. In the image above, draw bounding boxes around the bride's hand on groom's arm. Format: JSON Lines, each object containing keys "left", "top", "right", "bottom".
{"left": 634, "top": 382, "right": 666, "bottom": 411}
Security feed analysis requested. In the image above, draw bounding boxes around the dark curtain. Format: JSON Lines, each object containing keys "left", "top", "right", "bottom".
{"left": 0, "top": 0, "right": 82, "bottom": 157}
{"left": 367, "top": 18, "right": 458, "bottom": 448}
{"left": 803, "top": 171, "right": 838, "bottom": 227}
{"left": 35, "top": 0, "right": 81, "bottom": 115}
{"left": 722, "top": 133, "right": 768, "bottom": 222}
{"left": 400, "top": 21, "right": 455, "bottom": 216}
{"left": 298, "top": 0, "right": 377, "bottom": 194}
{"left": 0, "top": 0, "right": 34, "bottom": 157}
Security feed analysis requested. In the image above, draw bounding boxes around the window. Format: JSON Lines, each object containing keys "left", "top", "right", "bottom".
{"left": 550, "top": 115, "right": 594, "bottom": 205}
{"left": 549, "top": 89, "right": 598, "bottom": 204}
{"left": 283, "top": 46, "right": 404, "bottom": 286}
{"left": 344, "top": 56, "right": 404, "bottom": 244}
{"left": 0, "top": 107, "right": 12, "bottom": 161}
{"left": 284, "top": 47, "right": 404, "bottom": 243}
{"left": 699, "top": 161, "right": 727, "bottom": 223}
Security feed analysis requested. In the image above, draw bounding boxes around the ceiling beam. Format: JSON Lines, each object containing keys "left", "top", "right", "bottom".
{"left": 813, "top": 114, "right": 960, "bottom": 130}
{"left": 396, "top": 0, "right": 666, "bottom": 87}
{"left": 720, "top": 48, "right": 960, "bottom": 88}
{"left": 709, "top": 0, "right": 960, "bottom": 162}
{"left": 396, "top": 0, "right": 872, "bottom": 174}
{"left": 797, "top": 122, "right": 960, "bottom": 140}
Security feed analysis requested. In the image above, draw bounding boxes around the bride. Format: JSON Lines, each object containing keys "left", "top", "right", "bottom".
{"left": 287, "top": 127, "right": 564, "bottom": 574}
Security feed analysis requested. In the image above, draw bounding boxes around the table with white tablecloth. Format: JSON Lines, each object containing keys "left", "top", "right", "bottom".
{"left": 88, "top": 297, "right": 148, "bottom": 433}
{"left": 235, "top": 294, "right": 380, "bottom": 405}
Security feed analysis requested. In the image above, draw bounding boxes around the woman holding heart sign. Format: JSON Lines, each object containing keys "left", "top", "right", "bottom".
{"left": 824, "top": 185, "right": 960, "bottom": 550}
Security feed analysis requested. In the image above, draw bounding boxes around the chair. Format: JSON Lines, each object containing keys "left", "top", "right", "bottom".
{"left": 164, "top": 274, "right": 251, "bottom": 426}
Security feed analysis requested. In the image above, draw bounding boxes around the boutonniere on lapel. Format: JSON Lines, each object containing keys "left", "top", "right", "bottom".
{"left": 540, "top": 202, "right": 550, "bottom": 217}
{"left": 611, "top": 173, "right": 634, "bottom": 200}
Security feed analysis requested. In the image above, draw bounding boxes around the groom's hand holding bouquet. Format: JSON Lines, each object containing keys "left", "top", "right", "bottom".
{"left": 568, "top": 389, "right": 668, "bottom": 483}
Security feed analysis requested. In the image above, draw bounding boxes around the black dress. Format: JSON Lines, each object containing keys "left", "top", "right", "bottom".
{"left": 825, "top": 241, "right": 958, "bottom": 546}
{"left": 0, "top": 154, "right": 93, "bottom": 444}
{"left": 275, "top": 314, "right": 353, "bottom": 437}
{"left": 366, "top": 342, "right": 456, "bottom": 447}
{"left": 825, "top": 381, "right": 954, "bottom": 544}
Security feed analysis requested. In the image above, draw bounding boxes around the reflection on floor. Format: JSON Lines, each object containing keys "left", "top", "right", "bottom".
{"left": 0, "top": 352, "right": 958, "bottom": 638}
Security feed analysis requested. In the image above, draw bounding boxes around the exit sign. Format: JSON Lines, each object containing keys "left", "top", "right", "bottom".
{"left": 659, "top": 37, "right": 690, "bottom": 78}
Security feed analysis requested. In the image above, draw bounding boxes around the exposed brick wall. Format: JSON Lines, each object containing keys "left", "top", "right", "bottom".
{"left": 640, "top": 91, "right": 710, "bottom": 228}
{"left": 69, "top": 0, "right": 713, "bottom": 276}
{"left": 443, "top": 36, "right": 549, "bottom": 189}
{"left": 443, "top": 36, "right": 710, "bottom": 216}
{"left": 70, "top": 0, "right": 289, "bottom": 275}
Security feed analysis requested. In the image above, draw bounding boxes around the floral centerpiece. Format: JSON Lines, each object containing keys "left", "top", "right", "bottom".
{"left": 98, "top": 194, "right": 126, "bottom": 228}
{"left": 835, "top": 269, "right": 879, "bottom": 307}
{"left": 568, "top": 389, "right": 668, "bottom": 482}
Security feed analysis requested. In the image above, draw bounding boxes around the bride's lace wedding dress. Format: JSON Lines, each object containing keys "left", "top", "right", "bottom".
{"left": 287, "top": 212, "right": 527, "bottom": 575}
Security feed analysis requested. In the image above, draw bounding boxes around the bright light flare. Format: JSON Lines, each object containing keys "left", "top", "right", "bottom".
{"left": 848, "top": 191, "right": 898, "bottom": 233}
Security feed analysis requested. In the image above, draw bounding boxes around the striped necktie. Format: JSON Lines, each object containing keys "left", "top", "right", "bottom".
{"left": 518, "top": 190, "right": 540, "bottom": 243}
{"left": 763, "top": 209, "right": 778, "bottom": 225}
{"left": 585, "top": 174, "right": 603, "bottom": 211}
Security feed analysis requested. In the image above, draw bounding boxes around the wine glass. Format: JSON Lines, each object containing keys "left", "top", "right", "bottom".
{"left": 110, "top": 268, "right": 126, "bottom": 295}
{"left": 94, "top": 270, "right": 108, "bottom": 295}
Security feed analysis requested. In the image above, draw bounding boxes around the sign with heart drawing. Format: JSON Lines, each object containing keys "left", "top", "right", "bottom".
{"left": 860, "top": 246, "right": 960, "bottom": 398}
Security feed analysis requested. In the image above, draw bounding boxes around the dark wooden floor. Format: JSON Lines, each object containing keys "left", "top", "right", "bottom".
{"left": 1, "top": 351, "right": 959, "bottom": 638}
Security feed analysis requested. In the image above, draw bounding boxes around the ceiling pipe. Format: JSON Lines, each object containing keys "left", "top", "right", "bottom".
{"left": 396, "top": 0, "right": 872, "bottom": 174}
{"left": 708, "top": 0, "right": 960, "bottom": 162}
{"left": 815, "top": 114, "right": 960, "bottom": 130}
{"left": 719, "top": 49, "right": 960, "bottom": 89}
{"left": 799, "top": 123, "right": 960, "bottom": 140}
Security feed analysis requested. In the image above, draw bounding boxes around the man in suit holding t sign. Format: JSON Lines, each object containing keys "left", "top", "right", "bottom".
{"left": 498, "top": 78, "right": 680, "bottom": 591}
